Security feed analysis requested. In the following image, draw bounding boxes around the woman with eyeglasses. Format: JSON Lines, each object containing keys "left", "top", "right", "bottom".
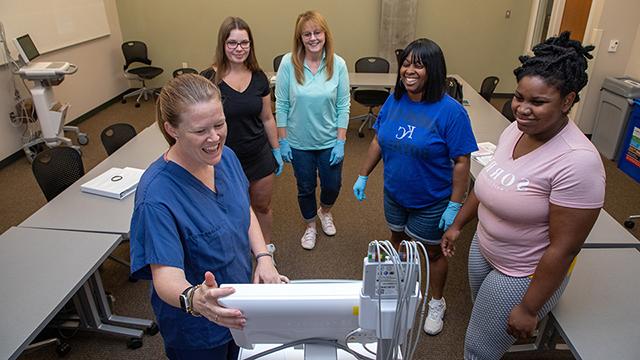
{"left": 202, "top": 17, "right": 282, "bottom": 259}
{"left": 275, "top": 10, "right": 350, "bottom": 250}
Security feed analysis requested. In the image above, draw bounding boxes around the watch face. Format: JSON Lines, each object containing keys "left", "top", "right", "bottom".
{"left": 179, "top": 293, "right": 188, "bottom": 311}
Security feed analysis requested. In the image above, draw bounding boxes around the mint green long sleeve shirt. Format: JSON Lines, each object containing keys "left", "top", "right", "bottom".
{"left": 275, "top": 52, "right": 350, "bottom": 150}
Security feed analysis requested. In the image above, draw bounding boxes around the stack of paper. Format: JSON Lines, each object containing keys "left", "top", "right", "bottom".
{"left": 81, "top": 167, "right": 145, "bottom": 200}
{"left": 472, "top": 142, "right": 496, "bottom": 166}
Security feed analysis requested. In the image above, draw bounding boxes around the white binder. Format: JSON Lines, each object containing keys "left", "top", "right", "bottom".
{"left": 80, "top": 167, "right": 144, "bottom": 199}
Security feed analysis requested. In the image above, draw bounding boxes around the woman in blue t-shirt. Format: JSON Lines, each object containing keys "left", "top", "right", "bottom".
{"left": 353, "top": 38, "right": 477, "bottom": 336}
{"left": 130, "top": 74, "right": 287, "bottom": 360}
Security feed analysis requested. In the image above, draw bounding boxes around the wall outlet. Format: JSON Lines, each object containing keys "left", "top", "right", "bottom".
{"left": 181, "top": 62, "right": 188, "bottom": 69}
{"left": 608, "top": 39, "right": 619, "bottom": 53}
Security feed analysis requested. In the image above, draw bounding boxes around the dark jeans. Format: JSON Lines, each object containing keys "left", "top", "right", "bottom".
{"left": 291, "top": 147, "right": 343, "bottom": 221}
{"left": 165, "top": 340, "right": 239, "bottom": 360}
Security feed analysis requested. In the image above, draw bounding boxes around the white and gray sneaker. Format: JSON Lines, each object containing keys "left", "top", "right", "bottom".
{"left": 317, "top": 208, "right": 336, "bottom": 236}
{"left": 300, "top": 227, "right": 317, "bottom": 250}
{"left": 266, "top": 243, "right": 276, "bottom": 265}
{"left": 423, "top": 297, "right": 446, "bottom": 335}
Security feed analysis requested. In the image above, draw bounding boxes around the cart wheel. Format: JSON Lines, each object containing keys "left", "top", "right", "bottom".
{"left": 121, "top": 99, "right": 126, "bottom": 104}
{"left": 146, "top": 322, "right": 159, "bottom": 336}
{"left": 135, "top": 102, "right": 141, "bottom": 108}
{"left": 128, "top": 276, "right": 138, "bottom": 283}
{"left": 127, "top": 337, "right": 143, "bottom": 349}
{"left": 624, "top": 220, "right": 635, "bottom": 229}
{"left": 77, "top": 134, "right": 89, "bottom": 145}
{"left": 56, "top": 342, "right": 71, "bottom": 357}
{"left": 358, "top": 131, "right": 364, "bottom": 138}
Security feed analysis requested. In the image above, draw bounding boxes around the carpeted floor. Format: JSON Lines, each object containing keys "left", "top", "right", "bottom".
{"left": 6, "top": 95, "right": 639, "bottom": 360}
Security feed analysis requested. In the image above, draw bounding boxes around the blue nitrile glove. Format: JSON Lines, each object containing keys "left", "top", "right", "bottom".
{"left": 439, "top": 201, "right": 462, "bottom": 231}
{"left": 329, "top": 139, "right": 346, "bottom": 166}
{"left": 353, "top": 175, "right": 368, "bottom": 202}
{"left": 278, "top": 138, "right": 293, "bottom": 163}
{"left": 271, "top": 148, "right": 284, "bottom": 176}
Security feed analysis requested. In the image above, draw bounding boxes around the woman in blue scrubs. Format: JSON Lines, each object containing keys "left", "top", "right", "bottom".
{"left": 130, "top": 74, "right": 287, "bottom": 360}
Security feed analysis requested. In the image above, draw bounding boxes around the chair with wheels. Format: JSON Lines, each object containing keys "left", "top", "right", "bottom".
{"left": 121, "top": 41, "right": 164, "bottom": 108}
{"left": 271, "top": 54, "right": 285, "bottom": 107}
{"left": 501, "top": 98, "right": 516, "bottom": 122}
{"left": 395, "top": 48, "right": 404, "bottom": 68}
{"left": 100, "top": 123, "right": 137, "bottom": 155}
{"left": 479, "top": 76, "right": 500, "bottom": 102}
{"left": 172, "top": 67, "right": 198, "bottom": 78}
{"left": 351, "top": 57, "right": 390, "bottom": 137}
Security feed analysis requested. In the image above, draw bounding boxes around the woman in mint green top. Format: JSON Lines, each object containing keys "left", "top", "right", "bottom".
{"left": 275, "top": 10, "right": 350, "bottom": 250}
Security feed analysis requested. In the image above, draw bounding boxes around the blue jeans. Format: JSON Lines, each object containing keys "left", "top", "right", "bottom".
{"left": 291, "top": 147, "right": 343, "bottom": 221}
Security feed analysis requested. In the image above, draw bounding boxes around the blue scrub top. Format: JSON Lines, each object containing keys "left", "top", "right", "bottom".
{"left": 130, "top": 146, "right": 252, "bottom": 350}
{"left": 374, "top": 93, "right": 478, "bottom": 208}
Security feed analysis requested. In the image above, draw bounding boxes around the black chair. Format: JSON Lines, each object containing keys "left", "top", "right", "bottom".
{"left": 351, "top": 57, "right": 390, "bottom": 137}
{"left": 271, "top": 54, "right": 285, "bottom": 105}
{"left": 479, "top": 76, "right": 500, "bottom": 102}
{"left": 273, "top": 54, "right": 284, "bottom": 72}
{"left": 32, "top": 146, "right": 84, "bottom": 202}
{"left": 501, "top": 98, "right": 515, "bottom": 122}
{"left": 101, "top": 123, "right": 137, "bottom": 155}
{"left": 395, "top": 48, "right": 404, "bottom": 68}
{"left": 172, "top": 67, "right": 198, "bottom": 78}
{"left": 121, "top": 41, "right": 164, "bottom": 108}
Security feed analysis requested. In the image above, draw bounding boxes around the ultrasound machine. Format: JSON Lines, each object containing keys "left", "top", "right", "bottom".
{"left": 13, "top": 34, "right": 87, "bottom": 160}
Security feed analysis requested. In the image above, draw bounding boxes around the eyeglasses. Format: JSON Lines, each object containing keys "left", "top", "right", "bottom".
{"left": 225, "top": 40, "right": 251, "bottom": 50}
{"left": 301, "top": 30, "right": 323, "bottom": 40}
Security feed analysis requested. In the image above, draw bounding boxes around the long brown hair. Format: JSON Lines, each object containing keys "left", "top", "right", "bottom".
{"left": 156, "top": 74, "right": 221, "bottom": 146}
{"left": 292, "top": 11, "right": 334, "bottom": 85}
{"left": 212, "top": 16, "right": 262, "bottom": 84}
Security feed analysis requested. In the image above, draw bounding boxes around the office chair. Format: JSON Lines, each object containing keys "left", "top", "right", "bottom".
{"left": 395, "top": 48, "right": 404, "bottom": 68}
{"left": 624, "top": 215, "right": 639, "bottom": 229}
{"left": 351, "top": 57, "right": 390, "bottom": 137}
{"left": 32, "top": 146, "right": 84, "bottom": 202}
{"left": 501, "top": 98, "right": 516, "bottom": 122}
{"left": 271, "top": 54, "right": 285, "bottom": 107}
{"left": 172, "top": 67, "right": 198, "bottom": 78}
{"left": 479, "top": 76, "right": 500, "bottom": 102}
{"left": 121, "top": 41, "right": 164, "bottom": 108}
{"left": 100, "top": 123, "right": 137, "bottom": 155}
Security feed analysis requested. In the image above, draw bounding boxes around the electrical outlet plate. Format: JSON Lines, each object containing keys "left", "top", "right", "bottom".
{"left": 608, "top": 39, "right": 619, "bottom": 53}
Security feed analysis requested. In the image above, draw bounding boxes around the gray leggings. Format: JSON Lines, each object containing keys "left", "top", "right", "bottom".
{"left": 464, "top": 234, "right": 569, "bottom": 360}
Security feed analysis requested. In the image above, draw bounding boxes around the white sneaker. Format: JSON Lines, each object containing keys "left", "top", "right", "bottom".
{"left": 317, "top": 208, "right": 336, "bottom": 236}
{"left": 266, "top": 243, "right": 276, "bottom": 265}
{"left": 424, "top": 297, "right": 446, "bottom": 335}
{"left": 301, "top": 227, "right": 317, "bottom": 250}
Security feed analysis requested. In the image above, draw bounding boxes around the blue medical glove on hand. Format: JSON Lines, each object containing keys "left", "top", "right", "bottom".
{"left": 271, "top": 148, "right": 284, "bottom": 176}
{"left": 353, "top": 175, "right": 368, "bottom": 202}
{"left": 278, "top": 138, "right": 293, "bottom": 163}
{"left": 439, "top": 201, "right": 462, "bottom": 231}
{"left": 329, "top": 139, "right": 346, "bottom": 166}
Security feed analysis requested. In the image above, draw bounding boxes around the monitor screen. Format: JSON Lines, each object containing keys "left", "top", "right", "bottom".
{"left": 14, "top": 34, "right": 40, "bottom": 63}
{"left": 218, "top": 282, "right": 362, "bottom": 350}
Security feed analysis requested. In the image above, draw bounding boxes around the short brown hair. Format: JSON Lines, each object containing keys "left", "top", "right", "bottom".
{"left": 156, "top": 74, "right": 221, "bottom": 145}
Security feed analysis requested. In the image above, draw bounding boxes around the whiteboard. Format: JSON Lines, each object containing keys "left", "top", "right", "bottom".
{"left": 0, "top": 0, "right": 110, "bottom": 56}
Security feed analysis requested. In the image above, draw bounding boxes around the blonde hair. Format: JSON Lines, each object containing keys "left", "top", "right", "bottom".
{"left": 156, "top": 74, "right": 221, "bottom": 145}
{"left": 212, "top": 16, "right": 262, "bottom": 84}
{"left": 292, "top": 11, "right": 334, "bottom": 85}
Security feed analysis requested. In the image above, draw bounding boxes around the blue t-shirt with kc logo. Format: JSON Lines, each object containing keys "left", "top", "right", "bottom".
{"left": 373, "top": 93, "right": 478, "bottom": 208}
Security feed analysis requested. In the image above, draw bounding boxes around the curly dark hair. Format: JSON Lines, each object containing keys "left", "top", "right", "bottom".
{"left": 514, "top": 31, "right": 594, "bottom": 103}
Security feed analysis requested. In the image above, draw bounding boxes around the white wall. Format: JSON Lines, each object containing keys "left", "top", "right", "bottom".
{"left": 625, "top": 22, "right": 640, "bottom": 80}
{"left": 0, "top": 0, "right": 127, "bottom": 161}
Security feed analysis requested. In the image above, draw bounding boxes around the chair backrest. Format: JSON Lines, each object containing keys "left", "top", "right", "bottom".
{"left": 355, "top": 57, "right": 390, "bottom": 73}
{"left": 173, "top": 67, "right": 198, "bottom": 78}
{"left": 394, "top": 48, "right": 404, "bottom": 67}
{"left": 101, "top": 123, "right": 137, "bottom": 155}
{"left": 273, "top": 54, "right": 284, "bottom": 72}
{"left": 501, "top": 98, "right": 516, "bottom": 122}
{"left": 480, "top": 76, "right": 500, "bottom": 102}
{"left": 32, "top": 147, "right": 85, "bottom": 202}
{"left": 122, "top": 41, "right": 152, "bottom": 71}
